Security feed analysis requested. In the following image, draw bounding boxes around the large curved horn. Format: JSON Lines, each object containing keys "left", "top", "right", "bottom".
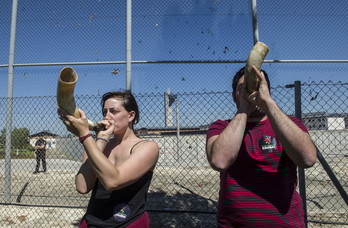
{"left": 244, "top": 42, "right": 269, "bottom": 93}
{"left": 57, "top": 67, "right": 104, "bottom": 131}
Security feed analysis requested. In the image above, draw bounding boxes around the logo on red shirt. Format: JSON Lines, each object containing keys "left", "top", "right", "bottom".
{"left": 259, "top": 136, "right": 277, "bottom": 153}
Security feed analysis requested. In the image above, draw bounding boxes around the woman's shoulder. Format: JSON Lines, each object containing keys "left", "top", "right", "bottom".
{"left": 138, "top": 140, "right": 159, "bottom": 150}
{"left": 129, "top": 140, "right": 159, "bottom": 171}
{"left": 131, "top": 140, "right": 159, "bottom": 154}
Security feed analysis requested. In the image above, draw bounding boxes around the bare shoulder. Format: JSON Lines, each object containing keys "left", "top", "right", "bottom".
{"left": 140, "top": 140, "right": 158, "bottom": 147}
{"left": 133, "top": 140, "right": 159, "bottom": 154}
{"left": 130, "top": 141, "right": 159, "bottom": 171}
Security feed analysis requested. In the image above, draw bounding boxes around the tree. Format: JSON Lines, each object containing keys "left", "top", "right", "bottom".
{"left": 0, "top": 128, "right": 5, "bottom": 149}
{"left": 11, "top": 128, "right": 30, "bottom": 149}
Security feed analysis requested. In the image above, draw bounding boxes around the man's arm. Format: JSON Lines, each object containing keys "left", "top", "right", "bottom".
{"left": 206, "top": 82, "right": 257, "bottom": 172}
{"left": 260, "top": 100, "right": 316, "bottom": 168}
{"left": 248, "top": 66, "right": 317, "bottom": 168}
{"left": 34, "top": 140, "right": 46, "bottom": 150}
{"left": 206, "top": 113, "right": 248, "bottom": 172}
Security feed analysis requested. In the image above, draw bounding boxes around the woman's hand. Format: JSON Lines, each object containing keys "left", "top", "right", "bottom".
{"left": 95, "top": 119, "right": 115, "bottom": 139}
{"left": 57, "top": 107, "right": 90, "bottom": 137}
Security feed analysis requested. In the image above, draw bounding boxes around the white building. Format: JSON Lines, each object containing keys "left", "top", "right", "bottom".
{"left": 29, "top": 131, "right": 59, "bottom": 149}
{"left": 302, "top": 112, "right": 347, "bottom": 130}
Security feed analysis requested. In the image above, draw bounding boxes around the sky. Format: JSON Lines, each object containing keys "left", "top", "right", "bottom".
{"left": 0, "top": 0, "right": 347, "bottom": 96}
{"left": 0, "top": 0, "right": 347, "bottom": 134}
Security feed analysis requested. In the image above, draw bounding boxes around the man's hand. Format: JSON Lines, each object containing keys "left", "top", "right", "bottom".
{"left": 239, "top": 87, "right": 256, "bottom": 116}
{"left": 245, "top": 66, "right": 272, "bottom": 110}
{"left": 234, "top": 79, "right": 257, "bottom": 116}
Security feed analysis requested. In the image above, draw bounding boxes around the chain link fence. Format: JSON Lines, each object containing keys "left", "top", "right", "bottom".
{"left": 0, "top": 0, "right": 347, "bottom": 227}
{"left": 0, "top": 81, "right": 347, "bottom": 227}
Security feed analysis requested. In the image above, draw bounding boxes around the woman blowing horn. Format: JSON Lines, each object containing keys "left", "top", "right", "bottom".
{"left": 58, "top": 91, "right": 159, "bottom": 228}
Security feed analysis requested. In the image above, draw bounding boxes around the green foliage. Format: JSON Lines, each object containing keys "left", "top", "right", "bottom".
{"left": 0, "top": 127, "right": 30, "bottom": 150}
{"left": 11, "top": 128, "right": 30, "bottom": 149}
{"left": 0, "top": 128, "right": 5, "bottom": 147}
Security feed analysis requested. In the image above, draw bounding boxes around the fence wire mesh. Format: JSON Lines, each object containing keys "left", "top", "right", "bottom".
{"left": 1, "top": 81, "right": 347, "bottom": 227}
{"left": 0, "top": 0, "right": 347, "bottom": 227}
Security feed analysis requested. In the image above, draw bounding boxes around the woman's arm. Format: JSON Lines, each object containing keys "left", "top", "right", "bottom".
{"left": 82, "top": 139, "right": 159, "bottom": 191}
{"left": 59, "top": 107, "right": 159, "bottom": 192}
{"left": 75, "top": 138, "right": 109, "bottom": 194}
{"left": 58, "top": 107, "right": 112, "bottom": 193}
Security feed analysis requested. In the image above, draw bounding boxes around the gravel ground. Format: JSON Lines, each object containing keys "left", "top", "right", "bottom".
{"left": 0, "top": 156, "right": 347, "bottom": 227}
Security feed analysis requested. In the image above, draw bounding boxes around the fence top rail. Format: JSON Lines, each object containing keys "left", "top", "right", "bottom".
{"left": 0, "top": 60, "right": 347, "bottom": 68}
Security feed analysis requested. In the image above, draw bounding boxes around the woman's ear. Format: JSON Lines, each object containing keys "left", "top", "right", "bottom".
{"left": 128, "top": 111, "right": 136, "bottom": 122}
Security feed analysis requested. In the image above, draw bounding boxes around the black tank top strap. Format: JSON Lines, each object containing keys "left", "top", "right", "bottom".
{"left": 130, "top": 140, "right": 146, "bottom": 154}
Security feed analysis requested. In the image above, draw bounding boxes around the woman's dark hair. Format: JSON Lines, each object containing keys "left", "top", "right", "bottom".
{"left": 101, "top": 91, "right": 140, "bottom": 125}
{"left": 232, "top": 67, "right": 270, "bottom": 92}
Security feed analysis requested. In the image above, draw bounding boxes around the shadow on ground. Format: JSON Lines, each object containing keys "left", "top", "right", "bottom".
{"left": 146, "top": 189, "right": 217, "bottom": 228}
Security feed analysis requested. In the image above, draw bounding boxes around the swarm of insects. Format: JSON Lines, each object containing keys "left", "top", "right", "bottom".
{"left": 111, "top": 69, "right": 120, "bottom": 75}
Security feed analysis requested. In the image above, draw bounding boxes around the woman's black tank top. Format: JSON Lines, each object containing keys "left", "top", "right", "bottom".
{"left": 84, "top": 141, "right": 153, "bottom": 228}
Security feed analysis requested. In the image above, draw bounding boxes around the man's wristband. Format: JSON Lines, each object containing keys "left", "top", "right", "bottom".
{"left": 96, "top": 137, "right": 109, "bottom": 142}
{"left": 79, "top": 133, "right": 92, "bottom": 143}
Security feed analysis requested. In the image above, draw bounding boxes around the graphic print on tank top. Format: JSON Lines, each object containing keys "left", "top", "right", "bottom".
{"left": 113, "top": 203, "right": 130, "bottom": 221}
{"left": 259, "top": 136, "right": 277, "bottom": 153}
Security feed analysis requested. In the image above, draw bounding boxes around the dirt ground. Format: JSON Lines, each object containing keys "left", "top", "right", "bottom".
{"left": 0, "top": 156, "right": 348, "bottom": 227}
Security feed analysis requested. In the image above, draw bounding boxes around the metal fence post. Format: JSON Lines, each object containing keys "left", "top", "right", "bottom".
{"left": 316, "top": 147, "right": 348, "bottom": 207}
{"left": 176, "top": 99, "right": 181, "bottom": 162}
{"left": 4, "top": 0, "right": 19, "bottom": 204}
{"left": 250, "top": 0, "right": 259, "bottom": 44}
{"left": 294, "top": 81, "right": 308, "bottom": 227}
{"left": 126, "top": 0, "right": 132, "bottom": 91}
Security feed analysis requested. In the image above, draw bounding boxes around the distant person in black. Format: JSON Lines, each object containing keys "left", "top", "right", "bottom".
{"left": 33, "top": 134, "right": 47, "bottom": 174}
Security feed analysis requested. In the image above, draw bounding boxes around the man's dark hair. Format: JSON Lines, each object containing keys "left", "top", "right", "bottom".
{"left": 101, "top": 91, "right": 140, "bottom": 125}
{"left": 232, "top": 67, "right": 270, "bottom": 92}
